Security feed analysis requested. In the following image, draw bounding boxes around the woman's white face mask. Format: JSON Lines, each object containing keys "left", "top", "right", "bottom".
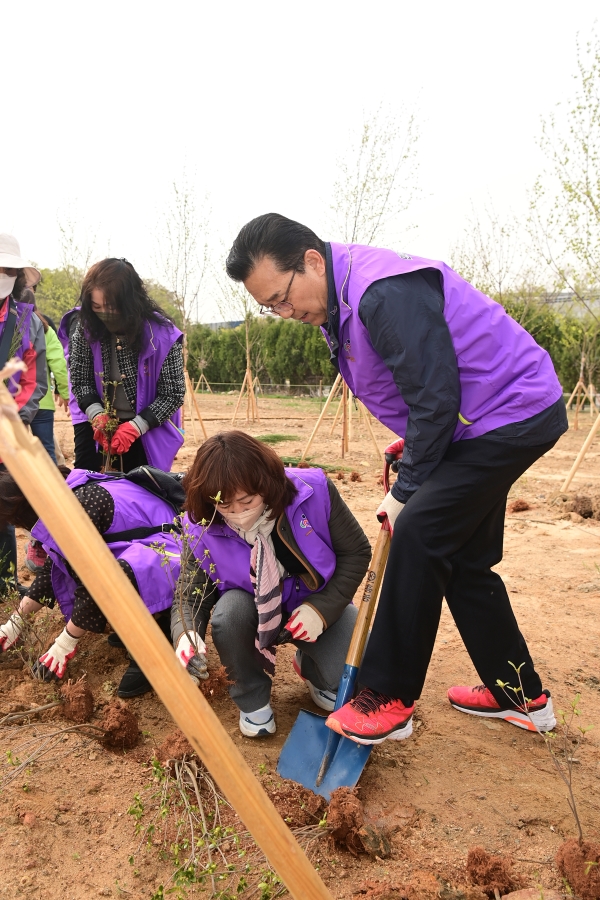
{"left": 221, "top": 501, "right": 266, "bottom": 530}
{"left": 0, "top": 274, "right": 17, "bottom": 300}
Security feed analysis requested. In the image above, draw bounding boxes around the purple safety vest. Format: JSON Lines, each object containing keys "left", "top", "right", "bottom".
{"left": 184, "top": 468, "right": 337, "bottom": 614}
{"left": 31, "top": 469, "right": 180, "bottom": 622}
{"left": 324, "top": 243, "right": 563, "bottom": 440}
{"left": 0, "top": 298, "right": 34, "bottom": 397}
{"left": 59, "top": 309, "right": 184, "bottom": 471}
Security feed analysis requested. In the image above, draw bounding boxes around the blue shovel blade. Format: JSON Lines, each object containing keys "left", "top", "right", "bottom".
{"left": 276, "top": 709, "right": 372, "bottom": 800}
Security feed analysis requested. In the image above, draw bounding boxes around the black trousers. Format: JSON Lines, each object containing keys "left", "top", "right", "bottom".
{"left": 73, "top": 422, "right": 148, "bottom": 473}
{"left": 360, "top": 436, "right": 557, "bottom": 706}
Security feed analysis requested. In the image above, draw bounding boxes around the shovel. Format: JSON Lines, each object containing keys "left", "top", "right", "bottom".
{"left": 276, "top": 439, "right": 404, "bottom": 799}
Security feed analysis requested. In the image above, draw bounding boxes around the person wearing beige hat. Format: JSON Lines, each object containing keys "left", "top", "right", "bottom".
{"left": 0, "top": 233, "right": 47, "bottom": 594}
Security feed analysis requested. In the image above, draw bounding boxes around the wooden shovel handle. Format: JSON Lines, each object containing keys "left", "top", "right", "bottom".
{"left": 345, "top": 525, "right": 390, "bottom": 668}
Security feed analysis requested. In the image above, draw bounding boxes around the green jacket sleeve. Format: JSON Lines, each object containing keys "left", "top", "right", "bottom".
{"left": 45, "top": 327, "right": 69, "bottom": 400}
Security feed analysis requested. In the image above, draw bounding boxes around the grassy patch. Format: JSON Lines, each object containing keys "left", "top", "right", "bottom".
{"left": 279, "top": 455, "right": 352, "bottom": 473}
{"left": 256, "top": 434, "right": 297, "bottom": 444}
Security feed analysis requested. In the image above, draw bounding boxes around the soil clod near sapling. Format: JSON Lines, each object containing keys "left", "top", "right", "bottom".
{"left": 199, "top": 664, "right": 231, "bottom": 700}
{"left": 507, "top": 498, "right": 531, "bottom": 513}
{"left": 60, "top": 678, "right": 94, "bottom": 723}
{"left": 156, "top": 729, "right": 196, "bottom": 764}
{"left": 466, "top": 846, "right": 518, "bottom": 897}
{"left": 556, "top": 838, "right": 600, "bottom": 900}
{"left": 328, "top": 786, "right": 365, "bottom": 855}
{"left": 266, "top": 778, "right": 326, "bottom": 828}
{"left": 100, "top": 699, "right": 139, "bottom": 749}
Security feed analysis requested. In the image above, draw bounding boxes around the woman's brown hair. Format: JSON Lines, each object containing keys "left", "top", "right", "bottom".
{"left": 0, "top": 466, "right": 71, "bottom": 532}
{"left": 183, "top": 431, "right": 298, "bottom": 525}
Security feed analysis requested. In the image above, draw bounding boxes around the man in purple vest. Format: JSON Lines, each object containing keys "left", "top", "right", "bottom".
{"left": 226, "top": 213, "right": 567, "bottom": 745}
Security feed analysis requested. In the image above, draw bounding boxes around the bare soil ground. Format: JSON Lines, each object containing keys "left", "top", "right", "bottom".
{"left": 1, "top": 395, "right": 600, "bottom": 899}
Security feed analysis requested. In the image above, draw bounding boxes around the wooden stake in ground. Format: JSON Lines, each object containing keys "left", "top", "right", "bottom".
{"left": 185, "top": 370, "right": 208, "bottom": 441}
{"left": 341, "top": 381, "right": 348, "bottom": 459}
{"left": 231, "top": 367, "right": 260, "bottom": 425}
{"left": 565, "top": 354, "right": 593, "bottom": 431}
{"left": 561, "top": 413, "right": 600, "bottom": 492}
{"left": 300, "top": 373, "right": 342, "bottom": 462}
{"left": 0, "top": 362, "right": 331, "bottom": 900}
{"left": 195, "top": 372, "right": 212, "bottom": 393}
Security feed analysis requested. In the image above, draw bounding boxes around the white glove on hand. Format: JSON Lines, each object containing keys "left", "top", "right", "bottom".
{"left": 0, "top": 613, "right": 25, "bottom": 651}
{"left": 376, "top": 491, "right": 405, "bottom": 532}
{"left": 35, "top": 628, "right": 79, "bottom": 680}
{"left": 176, "top": 632, "right": 208, "bottom": 682}
{"left": 287, "top": 604, "right": 324, "bottom": 643}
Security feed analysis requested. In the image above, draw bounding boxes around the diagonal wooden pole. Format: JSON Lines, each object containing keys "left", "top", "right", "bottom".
{"left": 561, "top": 412, "right": 600, "bottom": 492}
{"left": 185, "top": 370, "right": 208, "bottom": 440}
{"left": 300, "top": 373, "right": 342, "bottom": 463}
{"left": 0, "top": 368, "right": 332, "bottom": 900}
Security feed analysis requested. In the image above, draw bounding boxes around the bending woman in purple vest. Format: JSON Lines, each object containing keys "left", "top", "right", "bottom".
{"left": 226, "top": 213, "right": 568, "bottom": 745}
{"left": 175, "top": 431, "right": 371, "bottom": 737}
{"left": 61, "top": 258, "right": 185, "bottom": 473}
{"left": 0, "top": 468, "right": 189, "bottom": 698}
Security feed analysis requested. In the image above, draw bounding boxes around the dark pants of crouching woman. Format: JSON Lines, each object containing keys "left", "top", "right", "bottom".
{"left": 211, "top": 589, "right": 358, "bottom": 714}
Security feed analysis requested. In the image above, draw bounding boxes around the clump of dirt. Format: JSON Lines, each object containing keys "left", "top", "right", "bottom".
{"left": 336, "top": 471, "right": 346, "bottom": 481}
{"left": 552, "top": 489, "right": 600, "bottom": 520}
{"left": 508, "top": 498, "right": 531, "bottom": 513}
{"left": 353, "top": 879, "right": 407, "bottom": 899}
{"left": 466, "top": 846, "right": 518, "bottom": 897}
{"left": 156, "top": 729, "right": 196, "bottom": 764}
{"left": 555, "top": 837, "right": 600, "bottom": 900}
{"left": 296, "top": 460, "right": 310, "bottom": 469}
{"left": 350, "top": 471, "right": 362, "bottom": 482}
{"left": 573, "top": 495, "right": 595, "bottom": 518}
{"left": 199, "top": 665, "right": 231, "bottom": 701}
{"left": 266, "top": 778, "right": 326, "bottom": 827}
{"left": 100, "top": 700, "right": 139, "bottom": 749}
{"left": 328, "top": 786, "right": 365, "bottom": 855}
{"left": 60, "top": 678, "right": 94, "bottom": 723}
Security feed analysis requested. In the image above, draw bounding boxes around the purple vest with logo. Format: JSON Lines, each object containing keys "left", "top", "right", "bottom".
{"left": 31, "top": 469, "right": 180, "bottom": 622}
{"left": 59, "top": 310, "right": 184, "bottom": 470}
{"left": 184, "top": 468, "right": 337, "bottom": 613}
{"left": 324, "top": 243, "right": 563, "bottom": 440}
{"left": 1, "top": 299, "right": 34, "bottom": 397}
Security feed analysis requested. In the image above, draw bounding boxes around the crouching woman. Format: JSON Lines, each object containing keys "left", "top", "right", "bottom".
{"left": 174, "top": 431, "right": 371, "bottom": 737}
{"left": 0, "top": 468, "right": 190, "bottom": 697}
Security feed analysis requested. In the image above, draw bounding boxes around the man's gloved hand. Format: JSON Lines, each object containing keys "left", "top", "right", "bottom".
{"left": 92, "top": 414, "right": 111, "bottom": 451}
{"left": 33, "top": 627, "right": 79, "bottom": 680}
{"left": 175, "top": 632, "right": 208, "bottom": 682}
{"left": 0, "top": 612, "right": 24, "bottom": 651}
{"left": 111, "top": 422, "right": 140, "bottom": 455}
{"left": 376, "top": 491, "right": 405, "bottom": 532}
{"left": 287, "top": 604, "right": 324, "bottom": 643}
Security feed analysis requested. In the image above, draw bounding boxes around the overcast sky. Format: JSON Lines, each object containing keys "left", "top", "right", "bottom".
{"left": 3, "top": 1, "right": 598, "bottom": 321}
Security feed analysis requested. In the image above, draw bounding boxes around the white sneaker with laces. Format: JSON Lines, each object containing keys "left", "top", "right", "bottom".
{"left": 293, "top": 651, "right": 337, "bottom": 712}
{"left": 239, "top": 703, "right": 276, "bottom": 737}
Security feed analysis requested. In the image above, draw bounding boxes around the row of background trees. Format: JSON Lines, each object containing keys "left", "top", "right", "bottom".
{"left": 35, "top": 32, "right": 600, "bottom": 395}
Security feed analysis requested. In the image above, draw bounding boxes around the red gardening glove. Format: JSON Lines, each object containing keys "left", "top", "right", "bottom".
{"left": 92, "top": 414, "right": 110, "bottom": 451}
{"left": 110, "top": 422, "right": 140, "bottom": 455}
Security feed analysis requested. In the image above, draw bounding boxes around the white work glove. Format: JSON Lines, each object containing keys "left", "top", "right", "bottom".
{"left": 34, "top": 628, "right": 79, "bottom": 680}
{"left": 0, "top": 613, "right": 25, "bottom": 651}
{"left": 376, "top": 491, "right": 405, "bottom": 532}
{"left": 175, "top": 632, "right": 208, "bottom": 682}
{"left": 287, "top": 604, "right": 324, "bottom": 643}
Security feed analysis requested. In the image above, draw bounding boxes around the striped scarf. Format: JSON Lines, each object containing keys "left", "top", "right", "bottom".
{"left": 250, "top": 533, "right": 282, "bottom": 676}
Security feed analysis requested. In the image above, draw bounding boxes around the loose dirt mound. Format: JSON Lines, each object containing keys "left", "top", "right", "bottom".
{"left": 466, "top": 846, "right": 517, "bottom": 897}
{"left": 329, "top": 786, "right": 365, "bottom": 855}
{"left": 552, "top": 490, "right": 600, "bottom": 519}
{"left": 507, "top": 498, "right": 531, "bottom": 512}
{"left": 266, "top": 778, "right": 326, "bottom": 827}
{"left": 100, "top": 700, "right": 139, "bottom": 749}
{"left": 200, "top": 665, "right": 231, "bottom": 700}
{"left": 156, "top": 729, "right": 196, "bottom": 764}
{"left": 555, "top": 838, "right": 600, "bottom": 900}
{"left": 60, "top": 679, "right": 94, "bottom": 723}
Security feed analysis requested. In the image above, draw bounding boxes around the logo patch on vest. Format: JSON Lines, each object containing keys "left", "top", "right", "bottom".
{"left": 397, "top": 252, "right": 413, "bottom": 260}
{"left": 299, "top": 513, "right": 313, "bottom": 535}
{"left": 343, "top": 339, "right": 355, "bottom": 362}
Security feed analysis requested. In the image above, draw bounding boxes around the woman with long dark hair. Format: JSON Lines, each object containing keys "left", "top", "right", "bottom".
{"left": 60, "top": 258, "right": 185, "bottom": 473}
{"left": 174, "top": 431, "right": 371, "bottom": 737}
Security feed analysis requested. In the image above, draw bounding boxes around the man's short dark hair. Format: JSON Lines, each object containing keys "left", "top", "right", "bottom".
{"left": 226, "top": 213, "right": 326, "bottom": 282}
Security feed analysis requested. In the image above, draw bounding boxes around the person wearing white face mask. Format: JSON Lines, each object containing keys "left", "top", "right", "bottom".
{"left": 174, "top": 431, "right": 372, "bottom": 738}
{"left": 0, "top": 234, "right": 47, "bottom": 594}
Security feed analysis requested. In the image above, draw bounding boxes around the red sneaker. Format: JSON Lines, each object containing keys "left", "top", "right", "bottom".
{"left": 25, "top": 540, "right": 47, "bottom": 574}
{"left": 447, "top": 684, "right": 555, "bottom": 732}
{"left": 325, "top": 688, "right": 414, "bottom": 745}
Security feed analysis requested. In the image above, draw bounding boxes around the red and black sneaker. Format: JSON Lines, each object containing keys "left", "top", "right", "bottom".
{"left": 325, "top": 688, "right": 414, "bottom": 745}
{"left": 447, "top": 684, "right": 556, "bottom": 732}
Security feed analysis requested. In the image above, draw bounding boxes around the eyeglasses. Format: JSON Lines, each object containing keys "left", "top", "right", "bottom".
{"left": 258, "top": 270, "right": 296, "bottom": 317}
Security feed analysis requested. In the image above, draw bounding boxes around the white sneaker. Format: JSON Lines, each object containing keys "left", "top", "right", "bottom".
{"left": 293, "top": 651, "right": 337, "bottom": 712}
{"left": 239, "top": 704, "right": 276, "bottom": 737}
